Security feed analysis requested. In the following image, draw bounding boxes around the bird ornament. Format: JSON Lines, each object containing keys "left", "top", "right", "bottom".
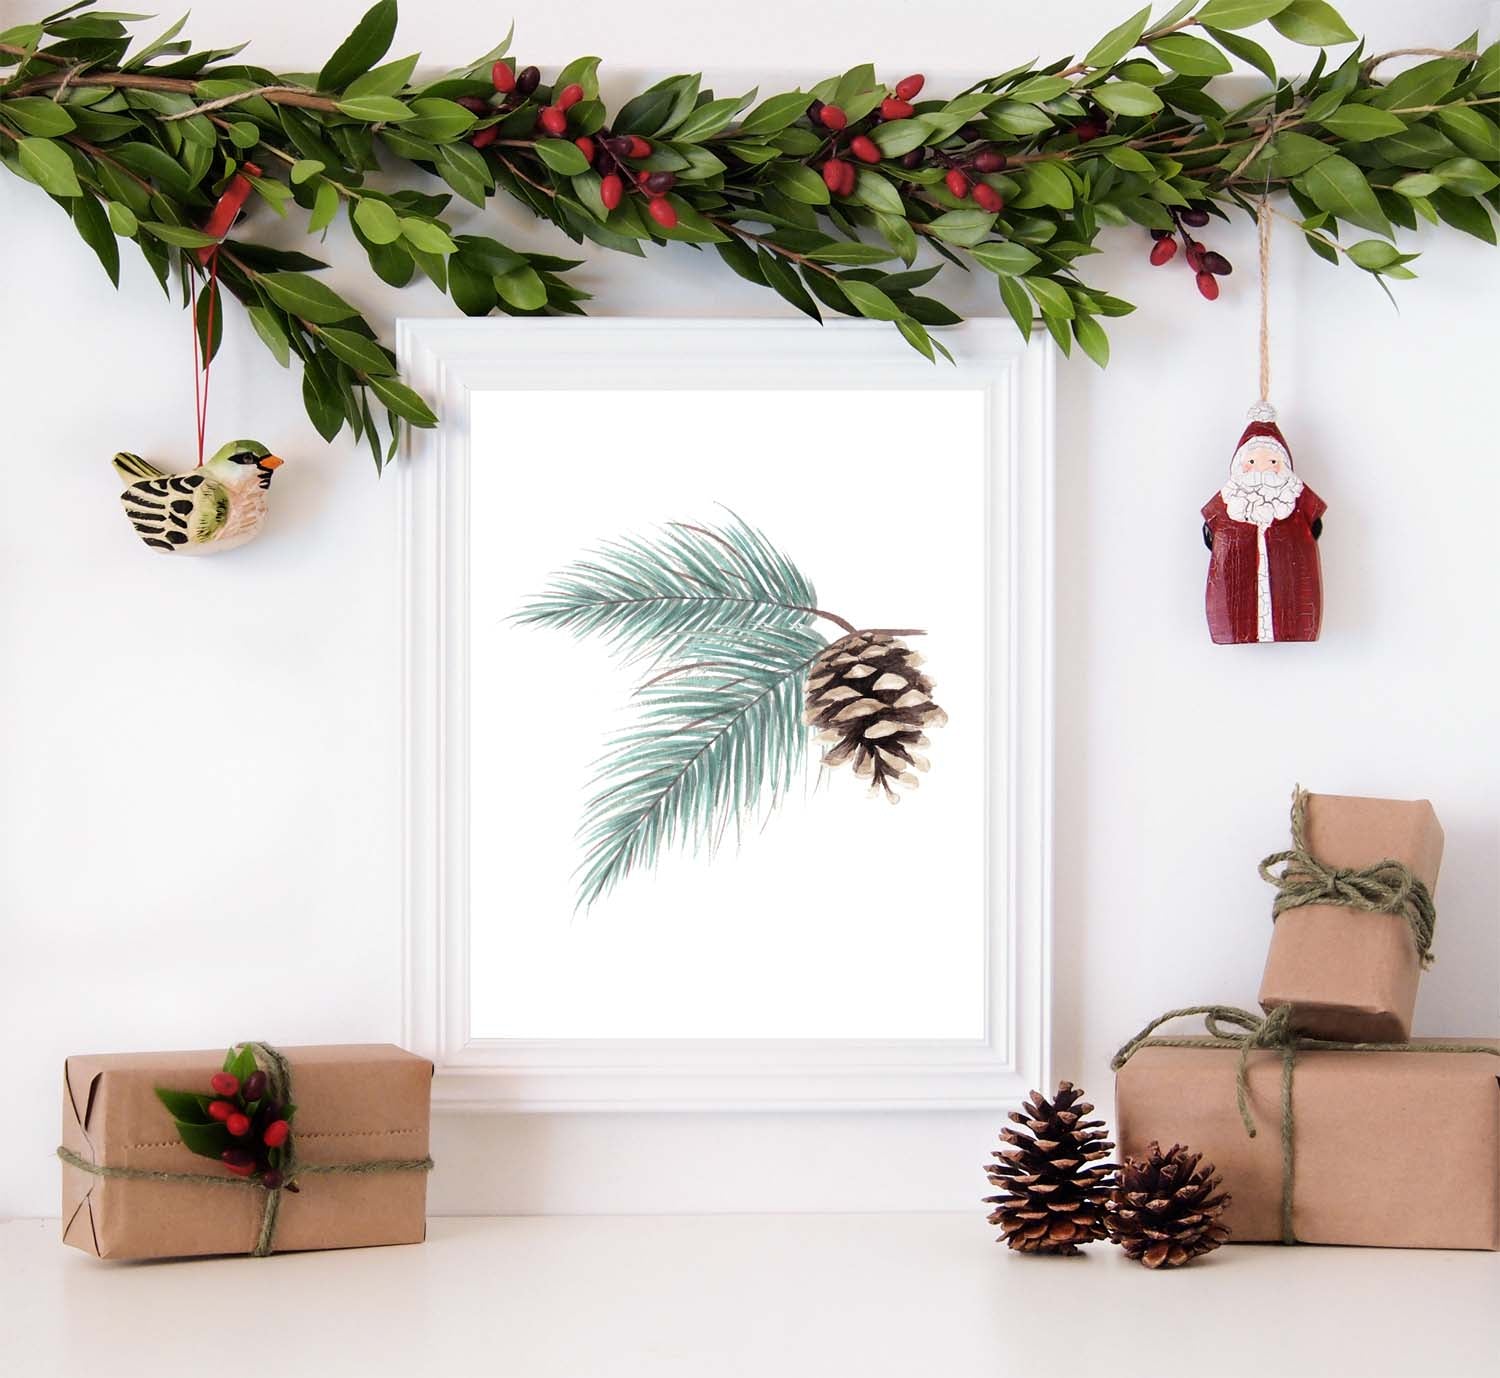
{"left": 115, "top": 440, "right": 284, "bottom": 555}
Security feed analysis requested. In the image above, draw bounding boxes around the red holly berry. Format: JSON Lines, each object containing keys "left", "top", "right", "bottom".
{"left": 973, "top": 148, "right": 1007, "bottom": 173}
{"left": 945, "top": 167, "right": 970, "bottom": 199}
{"left": 240, "top": 1071, "right": 268, "bottom": 1102}
{"left": 1149, "top": 237, "right": 1178, "bottom": 265}
{"left": 492, "top": 60, "right": 516, "bottom": 94}
{"left": 210, "top": 1072, "right": 240, "bottom": 1097}
{"left": 221, "top": 1152, "right": 256, "bottom": 1177}
{"left": 1202, "top": 250, "right": 1233, "bottom": 275}
{"left": 1180, "top": 206, "right": 1211, "bottom": 228}
{"left": 850, "top": 134, "right": 881, "bottom": 164}
{"left": 263, "top": 1119, "right": 291, "bottom": 1148}
{"left": 226, "top": 1112, "right": 251, "bottom": 1138}
{"left": 635, "top": 168, "right": 651, "bottom": 186}
{"left": 539, "top": 105, "right": 567, "bottom": 135}
{"left": 647, "top": 196, "right": 678, "bottom": 229}
{"left": 470, "top": 124, "right": 499, "bottom": 149}
{"left": 818, "top": 103, "right": 848, "bottom": 131}
{"left": 207, "top": 1100, "right": 235, "bottom": 1122}
{"left": 900, "top": 148, "right": 924, "bottom": 170}
{"left": 1074, "top": 119, "right": 1104, "bottom": 142}
{"left": 600, "top": 172, "right": 623, "bottom": 210}
{"left": 515, "top": 65, "right": 540, "bottom": 97}
{"left": 627, "top": 135, "right": 652, "bottom": 159}
{"left": 880, "top": 97, "right": 915, "bottom": 121}
{"left": 262, "top": 1169, "right": 284, "bottom": 1190}
{"left": 456, "top": 95, "right": 490, "bottom": 114}
{"left": 1196, "top": 271, "right": 1220, "bottom": 300}
{"left": 973, "top": 182, "right": 1003, "bottom": 213}
{"left": 822, "top": 158, "right": 853, "bottom": 195}
{"left": 895, "top": 74, "right": 925, "bottom": 102}
{"left": 643, "top": 170, "right": 676, "bottom": 195}
{"left": 556, "top": 82, "right": 584, "bottom": 111}
{"left": 574, "top": 135, "right": 596, "bottom": 164}
{"left": 1185, "top": 240, "right": 1206, "bottom": 271}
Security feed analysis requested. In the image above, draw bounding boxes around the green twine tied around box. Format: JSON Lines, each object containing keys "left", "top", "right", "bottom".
{"left": 1111, "top": 1005, "right": 1498, "bottom": 1245}
{"left": 56, "top": 1041, "right": 433, "bottom": 1258}
{"left": 1259, "top": 785, "right": 1437, "bottom": 967}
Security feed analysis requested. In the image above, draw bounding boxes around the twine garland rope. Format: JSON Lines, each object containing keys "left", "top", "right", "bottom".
{"left": 1258, "top": 786, "right": 1437, "bottom": 967}
{"left": 1111, "top": 1005, "right": 1498, "bottom": 1244}
{"left": 1257, "top": 196, "right": 1273, "bottom": 406}
{"left": 57, "top": 1041, "right": 433, "bottom": 1257}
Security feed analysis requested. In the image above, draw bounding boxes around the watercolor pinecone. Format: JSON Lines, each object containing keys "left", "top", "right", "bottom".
{"left": 806, "top": 632, "right": 946, "bottom": 802}
{"left": 1106, "top": 1141, "right": 1231, "bottom": 1268}
{"left": 984, "top": 1082, "right": 1115, "bottom": 1255}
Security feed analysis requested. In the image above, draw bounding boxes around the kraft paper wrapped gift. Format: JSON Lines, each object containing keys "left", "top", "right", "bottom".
{"left": 1258, "top": 790, "right": 1444, "bottom": 1042}
{"left": 1114, "top": 1023, "right": 1500, "bottom": 1250}
{"left": 61, "top": 1044, "right": 432, "bottom": 1260}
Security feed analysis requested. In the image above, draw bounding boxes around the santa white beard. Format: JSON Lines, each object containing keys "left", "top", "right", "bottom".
{"left": 1221, "top": 468, "right": 1304, "bottom": 643}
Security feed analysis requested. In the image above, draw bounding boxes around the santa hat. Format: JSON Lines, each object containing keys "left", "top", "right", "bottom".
{"left": 1231, "top": 401, "right": 1293, "bottom": 470}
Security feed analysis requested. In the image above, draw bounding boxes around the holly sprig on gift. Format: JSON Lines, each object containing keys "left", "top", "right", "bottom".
{"left": 154, "top": 1045, "right": 297, "bottom": 1190}
{"left": 2, "top": 1, "right": 1497, "bottom": 467}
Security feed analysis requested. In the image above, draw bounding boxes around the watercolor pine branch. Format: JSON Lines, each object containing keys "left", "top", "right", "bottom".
{"left": 513, "top": 513, "right": 947, "bottom": 909}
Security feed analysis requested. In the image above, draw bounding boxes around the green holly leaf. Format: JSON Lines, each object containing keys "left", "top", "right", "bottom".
{"left": 1316, "top": 105, "right": 1407, "bottom": 141}
{"left": 318, "top": 326, "right": 396, "bottom": 375}
{"left": 17, "top": 137, "right": 81, "bottom": 197}
{"left": 1091, "top": 82, "right": 1163, "bottom": 118}
{"left": 535, "top": 139, "right": 590, "bottom": 176}
{"left": 735, "top": 90, "right": 807, "bottom": 136}
{"left": 247, "top": 305, "right": 292, "bottom": 366}
{"left": 1296, "top": 154, "right": 1392, "bottom": 237}
{"left": 1083, "top": 6, "right": 1151, "bottom": 69}
{"left": 319, "top": 0, "right": 398, "bottom": 93}
{"left": 154, "top": 1088, "right": 214, "bottom": 1124}
{"left": 1072, "top": 313, "right": 1110, "bottom": 367}
{"left": 260, "top": 271, "right": 360, "bottom": 323}
{"left": 971, "top": 241, "right": 1041, "bottom": 276}
{"left": 367, "top": 373, "right": 438, "bottom": 426}
{"left": 1194, "top": 0, "right": 1295, "bottom": 29}
{"left": 1269, "top": 0, "right": 1356, "bottom": 47}
{"left": 335, "top": 95, "right": 413, "bottom": 123}
{"left": 1146, "top": 34, "right": 1233, "bottom": 77}
{"left": 0, "top": 96, "right": 77, "bottom": 136}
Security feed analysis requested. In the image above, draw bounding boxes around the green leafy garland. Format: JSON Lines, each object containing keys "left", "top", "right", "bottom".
{"left": 2, "top": 1, "right": 1497, "bottom": 468}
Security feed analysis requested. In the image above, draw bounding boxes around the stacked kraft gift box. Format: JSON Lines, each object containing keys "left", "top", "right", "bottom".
{"left": 1113, "top": 789, "right": 1500, "bottom": 1250}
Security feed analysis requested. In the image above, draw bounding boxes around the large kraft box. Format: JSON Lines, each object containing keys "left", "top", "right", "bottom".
{"left": 62, "top": 1044, "right": 432, "bottom": 1260}
{"left": 1115, "top": 1040, "right": 1500, "bottom": 1249}
{"left": 1258, "top": 792, "right": 1443, "bottom": 1042}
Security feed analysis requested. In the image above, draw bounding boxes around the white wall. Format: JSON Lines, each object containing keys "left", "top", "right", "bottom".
{"left": 3, "top": 0, "right": 1496, "bottom": 1218}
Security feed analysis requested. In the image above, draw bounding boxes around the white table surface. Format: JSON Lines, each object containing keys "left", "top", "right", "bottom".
{"left": 4, "top": 1215, "right": 1497, "bottom": 1378}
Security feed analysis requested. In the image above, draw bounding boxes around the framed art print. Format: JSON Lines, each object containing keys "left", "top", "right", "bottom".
{"left": 400, "top": 318, "right": 1054, "bottom": 1110}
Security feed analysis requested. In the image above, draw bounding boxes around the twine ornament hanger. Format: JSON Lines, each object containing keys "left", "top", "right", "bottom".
{"left": 190, "top": 248, "right": 220, "bottom": 467}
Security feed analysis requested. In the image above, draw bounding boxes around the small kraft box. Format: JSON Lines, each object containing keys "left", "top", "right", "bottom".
{"left": 61, "top": 1043, "right": 432, "bottom": 1261}
{"left": 1257, "top": 790, "right": 1443, "bottom": 1042}
{"left": 1114, "top": 1019, "right": 1500, "bottom": 1250}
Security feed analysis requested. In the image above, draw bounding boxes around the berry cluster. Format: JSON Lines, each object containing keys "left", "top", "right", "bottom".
{"left": 1147, "top": 203, "right": 1233, "bottom": 300}
{"left": 464, "top": 58, "right": 679, "bottom": 228}
{"left": 205, "top": 1069, "right": 295, "bottom": 1189}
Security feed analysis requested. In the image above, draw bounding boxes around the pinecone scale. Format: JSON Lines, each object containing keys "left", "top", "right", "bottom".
{"left": 1106, "top": 1141, "right": 1231, "bottom": 1268}
{"left": 805, "top": 632, "right": 946, "bottom": 802}
{"left": 983, "top": 1082, "right": 1115, "bottom": 1256}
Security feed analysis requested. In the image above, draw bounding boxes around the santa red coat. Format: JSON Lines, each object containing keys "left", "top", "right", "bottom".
{"left": 1202, "top": 486, "right": 1325, "bottom": 643}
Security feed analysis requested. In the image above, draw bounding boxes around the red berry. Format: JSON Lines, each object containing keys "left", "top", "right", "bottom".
{"left": 818, "top": 103, "right": 847, "bottom": 131}
{"left": 850, "top": 134, "right": 881, "bottom": 164}
{"left": 1074, "top": 119, "right": 1104, "bottom": 142}
{"left": 647, "top": 196, "right": 678, "bottom": 229}
{"left": 973, "top": 182, "right": 1003, "bottom": 213}
{"left": 1149, "top": 237, "right": 1178, "bottom": 266}
{"left": 895, "top": 74, "right": 925, "bottom": 102}
{"left": 515, "top": 66, "right": 540, "bottom": 96}
{"left": 539, "top": 105, "right": 567, "bottom": 135}
{"left": 627, "top": 135, "right": 652, "bottom": 159}
{"left": 470, "top": 125, "right": 499, "bottom": 149}
{"left": 881, "top": 97, "right": 915, "bottom": 121}
{"left": 207, "top": 1100, "right": 235, "bottom": 1122}
{"left": 263, "top": 1119, "right": 291, "bottom": 1148}
{"left": 456, "top": 96, "right": 490, "bottom": 114}
{"left": 1185, "top": 240, "right": 1206, "bottom": 271}
{"left": 1202, "top": 250, "right": 1232, "bottom": 275}
{"left": 556, "top": 82, "right": 584, "bottom": 111}
{"left": 574, "top": 135, "right": 596, "bottom": 164}
{"left": 221, "top": 1153, "right": 256, "bottom": 1177}
{"left": 1180, "top": 207, "right": 1211, "bottom": 228}
{"left": 643, "top": 170, "right": 676, "bottom": 195}
{"left": 262, "top": 1169, "right": 284, "bottom": 1190}
{"left": 822, "top": 158, "right": 851, "bottom": 193}
{"left": 1196, "top": 271, "right": 1220, "bottom": 300}
{"left": 973, "top": 148, "right": 1006, "bottom": 173}
{"left": 210, "top": 1072, "right": 240, "bottom": 1097}
{"left": 945, "top": 168, "right": 970, "bottom": 199}
{"left": 635, "top": 168, "right": 651, "bottom": 186}
{"left": 600, "top": 172, "right": 623, "bottom": 210}
{"left": 226, "top": 1112, "right": 251, "bottom": 1137}
{"left": 492, "top": 60, "right": 516, "bottom": 94}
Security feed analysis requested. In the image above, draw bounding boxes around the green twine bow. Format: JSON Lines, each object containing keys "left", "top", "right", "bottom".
{"left": 1112, "top": 1005, "right": 1499, "bottom": 1244}
{"left": 57, "top": 1041, "right": 433, "bottom": 1258}
{"left": 1259, "top": 786, "right": 1437, "bottom": 967}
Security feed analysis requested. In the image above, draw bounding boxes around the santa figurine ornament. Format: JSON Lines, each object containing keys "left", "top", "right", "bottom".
{"left": 1200, "top": 203, "right": 1324, "bottom": 644}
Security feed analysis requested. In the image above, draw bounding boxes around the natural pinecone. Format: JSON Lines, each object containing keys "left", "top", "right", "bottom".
{"left": 983, "top": 1082, "right": 1115, "bottom": 1255}
{"left": 805, "top": 632, "right": 946, "bottom": 802}
{"left": 1106, "top": 1141, "right": 1231, "bottom": 1269}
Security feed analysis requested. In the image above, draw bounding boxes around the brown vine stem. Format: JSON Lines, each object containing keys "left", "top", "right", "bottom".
{"left": 11, "top": 66, "right": 339, "bottom": 112}
{"left": 160, "top": 85, "right": 327, "bottom": 121}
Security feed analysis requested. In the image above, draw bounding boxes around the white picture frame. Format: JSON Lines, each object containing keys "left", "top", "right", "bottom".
{"left": 399, "top": 317, "right": 1054, "bottom": 1112}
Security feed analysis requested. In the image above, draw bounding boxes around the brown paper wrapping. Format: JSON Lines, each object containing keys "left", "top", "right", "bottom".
{"left": 1115, "top": 1040, "right": 1500, "bottom": 1249}
{"left": 61, "top": 1043, "right": 432, "bottom": 1260}
{"left": 1257, "top": 792, "right": 1444, "bottom": 1042}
